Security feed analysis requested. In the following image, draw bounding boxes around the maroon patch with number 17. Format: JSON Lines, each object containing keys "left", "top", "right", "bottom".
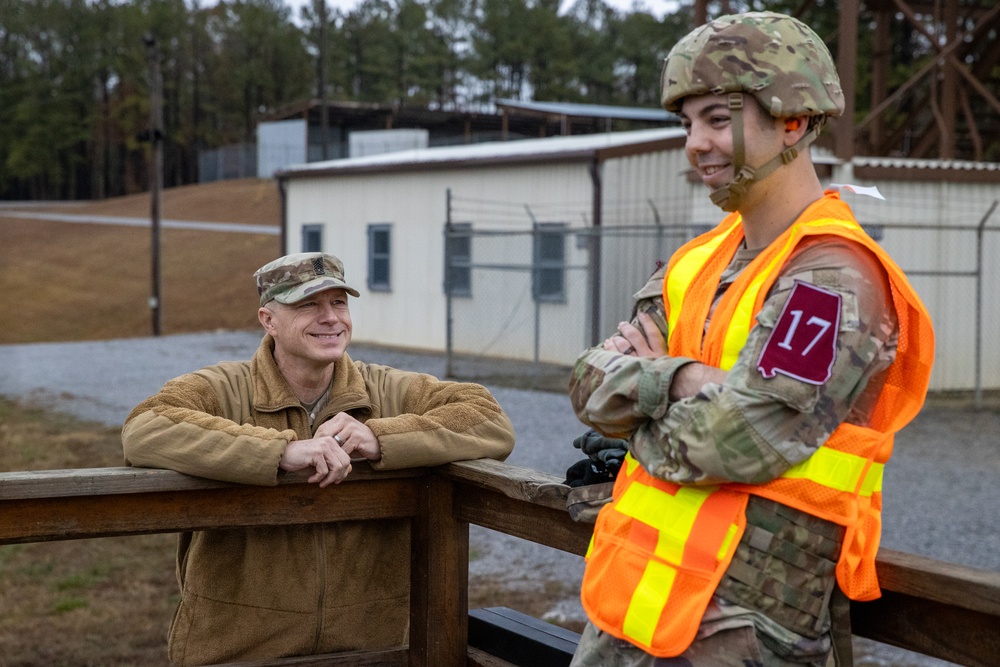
{"left": 756, "top": 281, "right": 841, "bottom": 385}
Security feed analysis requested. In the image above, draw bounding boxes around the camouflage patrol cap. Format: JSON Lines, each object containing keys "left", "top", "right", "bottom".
{"left": 660, "top": 12, "right": 844, "bottom": 119}
{"left": 254, "top": 252, "right": 360, "bottom": 307}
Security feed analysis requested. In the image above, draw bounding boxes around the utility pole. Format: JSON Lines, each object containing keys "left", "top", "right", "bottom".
{"left": 834, "top": 0, "right": 858, "bottom": 162}
{"left": 314, "top": 0, "right": 330, "bottom": 160}
{"left": 144, "top": 33, "right": 164, "bottom": 336}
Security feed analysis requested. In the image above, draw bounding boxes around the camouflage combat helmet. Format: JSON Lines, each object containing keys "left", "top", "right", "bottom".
{"left": 661, "top": 12, "right": 844, "bottom": 118}
{"left": 661, "top": 12, "right": 845, "bottom": 212}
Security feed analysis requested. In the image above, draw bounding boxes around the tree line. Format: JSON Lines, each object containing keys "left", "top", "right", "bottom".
{"left": 0, "top": 0, "right": 920, "bottom": 201}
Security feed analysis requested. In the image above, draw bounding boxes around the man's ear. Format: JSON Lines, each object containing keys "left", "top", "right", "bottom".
{"left": 783, "top": 116, "right": 810, "bottom": 145}
{"left": 258, "top": 306, "right": 275, "bottom": 333}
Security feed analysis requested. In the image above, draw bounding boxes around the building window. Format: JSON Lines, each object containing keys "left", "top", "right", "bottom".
{"left": 533, "top": 223, "right": 566, "bottom": 303}
{"left": 367, "top": 224, "right": 392, "bottom": 292}
{"left": 302, "top": 224, "right": 323, "bottom": 252}
{"left": 445, "top": 223, "right": 472, "bottom": 296}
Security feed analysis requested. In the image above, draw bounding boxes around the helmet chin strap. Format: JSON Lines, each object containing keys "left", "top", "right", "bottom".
{"left": 710, "top": 93, "right": 825, "bottom": 212}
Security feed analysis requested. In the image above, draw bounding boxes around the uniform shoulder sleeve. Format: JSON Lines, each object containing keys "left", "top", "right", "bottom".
{"left": 629, "top": 235, "right": 899, "bottom": 486}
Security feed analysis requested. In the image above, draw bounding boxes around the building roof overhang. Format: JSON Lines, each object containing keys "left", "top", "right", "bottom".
{"left": 276, "top": 128, "right": 688, "bottom": 180}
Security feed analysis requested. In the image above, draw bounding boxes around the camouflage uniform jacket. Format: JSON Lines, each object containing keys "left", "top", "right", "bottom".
{"left": 570, "top": 233, "right": 898, "bottom": 662}
{"left": 123, "top": 335, "right": 514, "bottom": 665}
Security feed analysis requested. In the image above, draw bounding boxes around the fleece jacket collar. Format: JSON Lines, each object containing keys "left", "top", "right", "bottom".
{"left": 249, "top": 335, "right": 373, "bottom": 419}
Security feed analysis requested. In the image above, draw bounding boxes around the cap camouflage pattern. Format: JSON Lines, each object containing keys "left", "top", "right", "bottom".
{"left": 661, "top": 11, "right": 845, "bottom": 119}
{"left": 254, "top": 252, "right": 360, "bottom": 306}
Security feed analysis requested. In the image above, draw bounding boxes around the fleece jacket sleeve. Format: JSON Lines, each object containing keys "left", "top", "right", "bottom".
{"left": 122, "top": 371, "right": 295, "bottom": 486}
{"left": 363, "top": 369, "right": 516, "bottom": 471}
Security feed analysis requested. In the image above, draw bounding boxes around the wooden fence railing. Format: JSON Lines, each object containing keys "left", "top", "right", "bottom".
{"left": 1, "top": 459, "right": 998, "bottom": 667}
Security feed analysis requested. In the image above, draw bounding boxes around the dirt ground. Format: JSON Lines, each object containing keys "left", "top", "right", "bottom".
{"left": 0, "top": 180, "right": 282, "bottom": 344}
{"left": 6, "top": 178, "right": 283, "bottom": 224}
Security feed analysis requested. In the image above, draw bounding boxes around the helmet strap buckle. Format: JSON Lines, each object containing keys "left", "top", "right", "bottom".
{"left": 780, "top": 147, "right": 799, "bottom": 164}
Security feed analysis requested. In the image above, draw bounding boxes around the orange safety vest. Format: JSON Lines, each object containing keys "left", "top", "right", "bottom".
{"left": 579, "top": 192, "right": 934, "bottom": 657}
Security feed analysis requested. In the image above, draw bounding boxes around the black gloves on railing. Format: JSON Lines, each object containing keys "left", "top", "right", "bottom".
{"left": 563, "top": 430, "right": 628, "bottom": 487}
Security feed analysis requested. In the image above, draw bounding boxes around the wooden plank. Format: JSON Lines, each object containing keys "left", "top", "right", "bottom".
{"left": 852, "top": 591, "right": 1000, "bottom": 667}
{"left": 468, "top": 607, "right": 578, "bottom": 667}
{"left": 409, "top": 475, "right": 469, "bottom": 667}
{"left": 0, "top": 478, "right": 420, "bottom": 544}
{"left": 452, "top": 485, "right": 592, "bottom": 556}
{"left": 467, "top": 647, "right": 519, "bottom": 667}
{"left": 0, "top": 466, "right": 230, "bottom": 499}
{"left": 442, "top": 460, "right": 570, "bottom": 512}
{"left": 874, "top": 548, "right": 1000, "bottom": 616}
{"left": 0, "top": 463, "right": 425, "bottom": 500}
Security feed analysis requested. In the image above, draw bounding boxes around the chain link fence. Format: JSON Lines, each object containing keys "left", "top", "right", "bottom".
{"left": 198, "top": 143, "right": 256, "bottom": 183}
{"left": 444, "top": 190, "right": 1000, "bottom": 402}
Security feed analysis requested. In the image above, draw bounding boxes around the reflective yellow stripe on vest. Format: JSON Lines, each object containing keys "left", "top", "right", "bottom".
{"left": 718, "top": 218, "right": 863, "bottom": 370}
{"left": 625, "top": 560, "right": 676, "bottom": 648}
{"left": 617, "top": 481, "right": 715, "bottom": 564}
{"left": 782, "top": 447, "right": 884, "bottom": 496}
{"left": 613, "top": 457, "right": 742, "bottom": 650}
{"left": 666, "top": 218, "right": 742, "bottom": 346}
{"left": 618, "top": 484, "right": 706, "bottom": 647}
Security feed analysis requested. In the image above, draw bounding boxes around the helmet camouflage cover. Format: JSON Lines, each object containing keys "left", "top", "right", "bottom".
{"left": 661, "top": 11, "right": 845, "bottom": 119}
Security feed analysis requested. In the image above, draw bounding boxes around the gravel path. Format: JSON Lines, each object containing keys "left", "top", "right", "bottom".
{"left": 2, "top": 331, "right": 995, "bottom": 666}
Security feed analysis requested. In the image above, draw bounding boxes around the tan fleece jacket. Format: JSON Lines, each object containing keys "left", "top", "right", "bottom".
{"left": 122, "top": 336, "right": 515, "bottom": 665}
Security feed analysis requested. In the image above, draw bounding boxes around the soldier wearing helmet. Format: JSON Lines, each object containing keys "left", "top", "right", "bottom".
{"left": 661, "top": 10, "right": 845, "bottom": 214}
{"left": 567, "top": 12, "right": 934, "bottom": 667}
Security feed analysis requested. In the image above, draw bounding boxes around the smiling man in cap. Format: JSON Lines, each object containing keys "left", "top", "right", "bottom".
{"left": 123, "top": 251, "right": 515, "bottom": 665}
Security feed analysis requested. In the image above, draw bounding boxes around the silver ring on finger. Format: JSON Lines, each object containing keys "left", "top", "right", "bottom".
{"left": 333, "top": 434, "right": 344, "bottom": 445}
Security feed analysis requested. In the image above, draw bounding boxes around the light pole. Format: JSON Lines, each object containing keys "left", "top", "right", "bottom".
{"left": 144, "top": 33, "right": 163, "bottom": 336}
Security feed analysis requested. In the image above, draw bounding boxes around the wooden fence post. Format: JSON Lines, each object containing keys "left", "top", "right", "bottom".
{"left": 409, "top": 474, "right": 469, "bottom": 666}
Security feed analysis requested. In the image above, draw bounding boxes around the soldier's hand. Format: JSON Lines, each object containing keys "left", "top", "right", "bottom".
{"left": 280, "top": 437, "right": 353, "bottom": 487}
{"left": 668, "top": 362, "right": 727, "bottom": 401}
{"left": 315, "top": 413, "right": 381, "bottom": 461}
{"left": 603, "top": 312, "right": 666, "bottom": 357}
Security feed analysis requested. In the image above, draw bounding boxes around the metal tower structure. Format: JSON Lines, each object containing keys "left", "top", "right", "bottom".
{"left": 692, "top": 0, "right": 1000, "bottom": 162}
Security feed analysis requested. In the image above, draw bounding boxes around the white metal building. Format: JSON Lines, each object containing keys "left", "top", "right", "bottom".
{"left": 276, "top": 129, "right": 1000, "bottom": 392}
{"left": 276, "top": 128, "right": 690, "bottom": 363}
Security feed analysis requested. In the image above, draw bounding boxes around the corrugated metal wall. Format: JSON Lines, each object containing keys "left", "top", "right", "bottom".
{"left": 597, "top": 149, "right": 693, "bottom": 340}
{"left": 839, "top": 177, "right": 1000, "bottom": 391}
